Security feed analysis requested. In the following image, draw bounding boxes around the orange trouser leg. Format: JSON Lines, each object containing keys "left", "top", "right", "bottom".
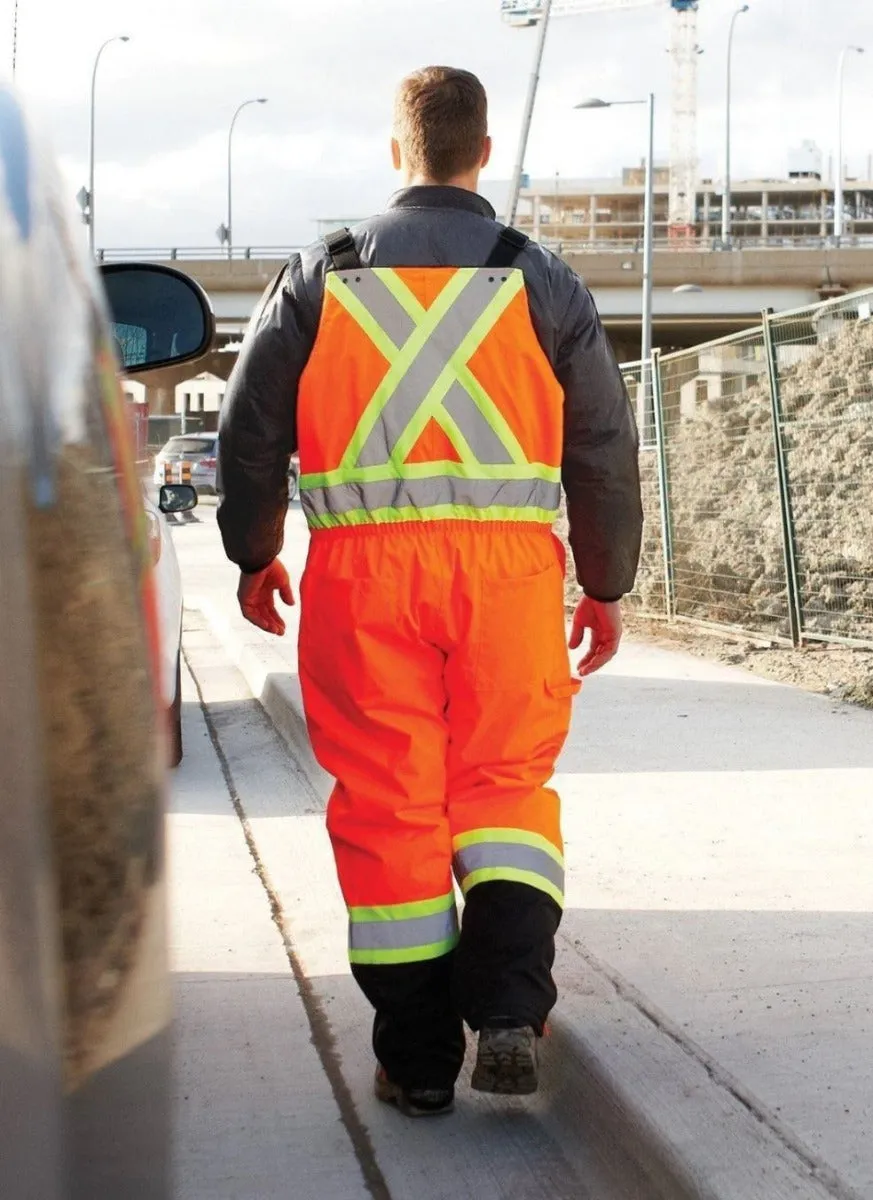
{"left": 297, "top": 531, "right": 458, "bottom": 964}
{"left": 444, "top": 528, "right": 578, "bottom": 1031}
{"left": 298, "top": 530, "right": 466, "bottom": 1088}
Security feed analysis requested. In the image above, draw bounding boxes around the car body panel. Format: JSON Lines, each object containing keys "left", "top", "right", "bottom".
{"left": 0, "top": 85, "right": 171, "bottom": 1196}
{"left": 143, "top": 490, "right": 183, "bottom": 708}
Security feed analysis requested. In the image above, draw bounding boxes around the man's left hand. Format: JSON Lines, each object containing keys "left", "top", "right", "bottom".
{"left": 237, "top": 560, "right": 295, "bottom": 636}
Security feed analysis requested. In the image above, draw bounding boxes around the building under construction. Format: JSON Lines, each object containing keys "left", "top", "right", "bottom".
{"left": 514, "top": 166, "right": 873, "bottom": 249}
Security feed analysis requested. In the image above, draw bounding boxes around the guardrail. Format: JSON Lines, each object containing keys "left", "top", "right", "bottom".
{"left": 95, "top": 246, "right": 303, "bottom": 263}
{"left": 96, "top": 234, "right": 873, "bottom": 263}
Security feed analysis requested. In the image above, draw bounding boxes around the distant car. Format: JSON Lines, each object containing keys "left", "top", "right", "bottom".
{"left": 156, "top": 433, "right": 300, "bottom": 502}
{"left": 153, "top": 432, "right": 218, "bottom": 493}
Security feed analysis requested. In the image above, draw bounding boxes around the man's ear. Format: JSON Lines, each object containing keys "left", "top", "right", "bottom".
{"left": 391, "top": 137, "right": 402, "bottom": 171}
{"left": 481, "top": 136, "right": 493, "bottom": 169}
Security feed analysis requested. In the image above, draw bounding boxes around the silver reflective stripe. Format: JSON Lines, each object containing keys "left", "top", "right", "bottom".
{"left": 337, "top": 271, "right": 415, "bottom": 349}
{"left": 355, "top": 272, "right": 504, "bottom": 469}
{"left": 302, "top": 476, "right": 561, "bottom": 518}
{"left": 453, "top": 842, "right": 565, "bottom": 892}
{"left": 349, "top": 907, "right": 459, "bottom": 954}
{"left": 442, "top": 380, "right": 515, "bottom": 465}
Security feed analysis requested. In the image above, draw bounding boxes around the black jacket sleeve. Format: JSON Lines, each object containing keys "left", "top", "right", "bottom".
{"left": 217, "top": 255, "right": 317, "bottom": 573}
{"left": 555, "top": 278, "right": 643, "bottom": 601}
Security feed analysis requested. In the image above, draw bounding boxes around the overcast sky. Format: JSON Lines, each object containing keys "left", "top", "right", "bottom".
{"left": 2, "top": 0, "right": 871, "bottom": 249}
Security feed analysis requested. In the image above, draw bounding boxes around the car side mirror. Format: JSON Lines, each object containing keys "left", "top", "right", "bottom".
{"left": 99, "top": 264, "right": 215, "bottom": 373}
{"left": 159, "top": 484, "right": 198, "bottom": 514}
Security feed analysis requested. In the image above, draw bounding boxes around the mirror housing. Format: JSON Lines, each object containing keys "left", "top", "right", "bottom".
{"left": 158, "top": 483, "right": 198, "bottom": 514}
{"left": 99, "top": 264, "right": 215, "bottom": 373}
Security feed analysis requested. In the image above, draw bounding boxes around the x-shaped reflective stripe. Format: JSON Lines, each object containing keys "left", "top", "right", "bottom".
{"left": 326, "top": 267, "right": 530, "bottom": 471}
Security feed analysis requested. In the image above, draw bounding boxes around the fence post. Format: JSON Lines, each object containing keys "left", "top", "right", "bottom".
{"left": 762, "top": 309, "right": 803, "bottom": 646}
{"left": 651, "top": 349, "right": 676, "bottom": 621}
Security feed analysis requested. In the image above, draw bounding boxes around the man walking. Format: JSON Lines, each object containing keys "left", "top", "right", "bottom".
{"left": 218, "top": 66, "right": 642, "bottom": 1117}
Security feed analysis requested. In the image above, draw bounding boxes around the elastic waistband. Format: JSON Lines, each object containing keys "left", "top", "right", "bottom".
{"left": 308, "top": 519, "right": 555, "bottom": 543}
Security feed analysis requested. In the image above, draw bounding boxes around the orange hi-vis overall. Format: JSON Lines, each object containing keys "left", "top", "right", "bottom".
{"left": 296, "top": 230, "right": 579, "bottom": 980}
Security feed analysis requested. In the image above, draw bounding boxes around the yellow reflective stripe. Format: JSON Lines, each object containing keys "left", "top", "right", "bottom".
{"left": 339, "top": 269, "right": 474, "bottom": 471}
{"left": 460, "top": 867, "right": 563, "bottom": 907}
{"left": 307, "top": 505, "right": 557, "bottom": 530}
{"left": 349, "top": 937, "right": 459, "bottom": 966}
{"left": 390, "top": 272, "right": 525, "bottom": 467}
{"left": 300, "top": 461, "right": 561, "bottom": 489}
{"left": 349, "top": 893, "right": 455, "bottom": 924}
{"left": 379, "top": 269, "right": 530, "bottom": 467}
{"left": 325, "top": 273, "right": 399, "bottom": 361}
{"left": 453, "top": 827, "right": 564, "bottom": 867}
{"left": 432, "top": 407, "right": 479, "bottom": 467}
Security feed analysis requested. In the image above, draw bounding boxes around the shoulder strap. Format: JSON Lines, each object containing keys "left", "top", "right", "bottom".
{"left": 323, "top": 228, "right": 362, "bottom": 272}
{"left": 484, "top": 225, "right": 529, "bottom": 270}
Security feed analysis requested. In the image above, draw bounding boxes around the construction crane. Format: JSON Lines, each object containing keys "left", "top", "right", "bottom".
{"left": 500, "top": 0, "right": 701, "bottom": 238}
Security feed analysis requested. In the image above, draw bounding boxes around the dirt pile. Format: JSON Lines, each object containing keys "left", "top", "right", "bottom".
{"left": 630, "top": 319, "right": 873, "bottom": 642}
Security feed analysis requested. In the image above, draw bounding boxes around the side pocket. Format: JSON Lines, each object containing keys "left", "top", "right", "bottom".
{"left": 547, "top": 676, "right": 582, "bottom": 700}
{"left": 473, "top": 564, "right": 565, "bottom": 691}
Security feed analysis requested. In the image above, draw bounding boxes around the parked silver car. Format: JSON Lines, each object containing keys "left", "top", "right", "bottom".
{"left": 154, "top": 433, "right": 300, "bottom": 501}
{"left": 153, "top": 432, "right": 218, "bottom": 492}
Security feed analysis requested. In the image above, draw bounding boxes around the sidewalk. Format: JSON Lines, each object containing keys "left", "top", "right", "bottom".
{"left": 177, "top": 502, "right": 873, "bottom": 1200}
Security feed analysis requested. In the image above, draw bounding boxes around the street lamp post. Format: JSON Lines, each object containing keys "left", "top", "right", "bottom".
{"left": 226, "top": 98, "right": 268, "bottom": 260}
{"left": 723, "top": 4, "right": 749, "bottom": 247}
{"left": 505, "top": 0, "right": 554, "bottom": 227}
{"left": 88, "top": 35, "right": 130, "bottom": 256}
{"left": 576, "top": 94, "right": 656, "bottom": 372}
{"left": 835, "top": 45, "right": 864, "bottom": 242}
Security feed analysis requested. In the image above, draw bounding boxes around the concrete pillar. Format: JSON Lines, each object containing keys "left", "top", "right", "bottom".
{"left": 761, "top": 191, "right": 769, "bottom": 240}
{"left": 702, "top": 191, "right": 711, "bottom": 239}
{"left": 589, "top": 194, "right": 597, "bottom": 243}
{"left": 532, "top": 193, "right": 542, "bottom": 243}
{"left": 821, "top": 191, "right": 828, "bottom": 237}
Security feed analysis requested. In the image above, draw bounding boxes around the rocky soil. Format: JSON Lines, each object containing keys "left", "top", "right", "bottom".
{"left": 628, "top": 315, "right": 873, "bottom": 644}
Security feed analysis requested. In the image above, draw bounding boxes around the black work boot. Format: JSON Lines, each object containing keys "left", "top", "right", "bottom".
{"left": 374, "top": 1067, "right": 455, "bottom": 1118}
{"left": 471, "top": 1022, "right": 539, "bottom": 1095}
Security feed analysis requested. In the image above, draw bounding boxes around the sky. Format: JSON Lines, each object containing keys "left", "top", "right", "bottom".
{"left": 2, "top": 0, "right": 871, "bottom": 249}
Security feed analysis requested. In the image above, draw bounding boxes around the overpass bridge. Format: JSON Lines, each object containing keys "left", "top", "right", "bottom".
{"left": 118, "top": 243, "right": 873, "bottom": 422}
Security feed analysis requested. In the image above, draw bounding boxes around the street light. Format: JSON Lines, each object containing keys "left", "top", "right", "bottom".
{"left": 835, "top": 45, "right": 864, "bottom": 242}
{"left": 505, "top": 0, "right": 554, "bottom": 226}
{"left": 224, "top": 98, "right": 268, "bottom": 260}
{"left": 576, "top": 95, "right": 656, "bottom": 373}
{"left": 723, "top": 4, "right": 749, "bottom": 247}
{"left": 88, "top": 35, "right": 130, "bottom": 255}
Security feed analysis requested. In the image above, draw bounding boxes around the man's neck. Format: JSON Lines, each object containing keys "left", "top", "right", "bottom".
{"left": 403, "top": 173, "right": 481, "bottom": 194}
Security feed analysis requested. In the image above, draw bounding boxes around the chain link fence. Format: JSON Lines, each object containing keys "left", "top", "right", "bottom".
{"left": 623, "top": 287, "right": 873, "bottom": 648}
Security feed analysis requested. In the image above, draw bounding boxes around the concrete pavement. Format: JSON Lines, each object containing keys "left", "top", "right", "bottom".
{"left": 172, "top": 616, "right": 653, "bottom": 1198}
{"left": 174, "top": 499, "right": 873, "bottom": 1200}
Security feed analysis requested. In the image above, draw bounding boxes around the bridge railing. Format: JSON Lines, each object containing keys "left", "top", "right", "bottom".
{"left": 95, "top": 246, "right": 303, "bottom": 263}
{"left": 621, "top": 286, "right": 873, "bottom": 649}
{"left": 96, "top": 234, "right": 873, "bottom": 263}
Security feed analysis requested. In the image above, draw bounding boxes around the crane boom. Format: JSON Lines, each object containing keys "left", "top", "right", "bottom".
{"left": 500, "top": 0, "right": 658, "bottom": 24}
{"left": 500, "top": 0, "right": 701, "bottom": 237}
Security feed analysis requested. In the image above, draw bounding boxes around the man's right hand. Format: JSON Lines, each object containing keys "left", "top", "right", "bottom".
{"left": 569, "top": 596, "right": 623, "bottom": 677}
{"left": 237, "top": 560, "right": 295, "bottom": 637}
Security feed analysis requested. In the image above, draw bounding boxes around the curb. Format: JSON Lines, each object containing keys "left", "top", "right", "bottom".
{"left": 192, "top": 596, "right": 856, "bottom": 1200}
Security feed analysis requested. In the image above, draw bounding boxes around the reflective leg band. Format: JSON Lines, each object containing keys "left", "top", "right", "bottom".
{"left": 348, "top": 892, "right": 459, "bottom": 966}
{"left": 452, "top": 828, "right": 565, "bottom": 907}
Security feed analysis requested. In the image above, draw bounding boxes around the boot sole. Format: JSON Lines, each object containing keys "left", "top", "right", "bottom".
{"left": 375, "top": 1074, "right": 455, "bottom": 1118}
{"left": 471, "top": 1038, "right": 538, "bottom": 1096}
